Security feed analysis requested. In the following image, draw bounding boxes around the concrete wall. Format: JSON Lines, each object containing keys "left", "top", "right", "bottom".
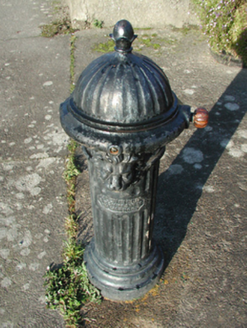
{"left": 64, "top": 0, "right": 199, "bottom": 29}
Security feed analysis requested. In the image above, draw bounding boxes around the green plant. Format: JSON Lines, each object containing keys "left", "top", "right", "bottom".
{"left": 153, "top": 43, "right": 161, "bottom": 50}
{"left": 141, "top": 34, "right": 152, "bottom": 46}
{"left": 192, "top": 0, "right": 247, "bottom": 65}
{"left": 134, "top": 27, "right": 152, "bottom": 30}
{"left": 63, "top": 150, "right": 80, "bottom": 182}
{"left": 44, "top": 138, "right": 101, "bottom": 327}
{"left": 134, "top": 34, "right": 163, "bottom": 52}
{"left": 93, "top": 39, "right": 115, "bottom": 53}
{"left": 44, "top": 240, "right": 101, "bottom": 327}
{"left": 93, "top": 19, "right": 104, "bottom": 29}
{"left": 230, "top": 3, "right": 247, "bottom": 66}
{"left": 41, "top": 17, "right": 77, "bottom": 37}
{"left": 70, "top": 35, "right": 77, "bottom": 93}
{"left": 93, "top": 32, "right": 172, "bottom": 54}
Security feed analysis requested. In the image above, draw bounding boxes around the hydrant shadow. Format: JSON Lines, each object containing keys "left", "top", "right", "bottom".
{"left": 154, "top": 69, "right": 247, "bottom": 270}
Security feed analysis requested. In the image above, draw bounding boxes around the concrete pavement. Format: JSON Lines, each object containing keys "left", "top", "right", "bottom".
{"left": 0, "top": 1, "right": 247, "bottom": 327}
{"left": 0, "top": 0, "right": 69, "bottom": 327}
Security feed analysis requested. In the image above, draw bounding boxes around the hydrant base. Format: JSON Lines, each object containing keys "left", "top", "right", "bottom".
{"left": 84, "top": 238, "right": 164, "bottom": 301}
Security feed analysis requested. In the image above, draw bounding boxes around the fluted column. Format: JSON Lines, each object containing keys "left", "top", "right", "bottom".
{"left": 83, "top": 146, "right": 165, "bottom": 300}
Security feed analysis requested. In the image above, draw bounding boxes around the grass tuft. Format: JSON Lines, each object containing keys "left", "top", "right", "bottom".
{"left": 70, "top": 35, "right": 77, "bottom": 93}
{"left": 44, "top": 240, "right": 101, "bottom": 327}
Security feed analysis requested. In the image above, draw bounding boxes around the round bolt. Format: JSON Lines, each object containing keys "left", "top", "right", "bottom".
{"left": 109, "top": 146, "right": 119, "bottom": 155}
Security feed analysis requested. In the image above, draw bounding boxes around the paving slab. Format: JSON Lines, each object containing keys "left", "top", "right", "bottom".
{"left": 0, "top": 160, "right": 66, "bottom": 327}
{"left": 0, "top": 36, "right": 71, "bottom": 162}
{"left": 0, "top": 0, "right": 70, "bottom": 327}
{"left": 0, "top": 0, "right": 53, "bottom": 40}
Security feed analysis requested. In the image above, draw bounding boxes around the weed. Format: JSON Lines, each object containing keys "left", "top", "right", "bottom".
{"left": 40, "top": 17, "right": 77, "bottom": 37}
{"left": 93, "top": 19, "right": 104, "bottom": 29}
{"left": 44, "top": 139, "right": 101, "bottom": 326}
{"left": 140, "top": 35, "right": 152, "bottom": 47}
{"left": 136, "top": 34, "right": 165, "bottom": 52}
{"left": 153, "top": 43, "right": 161, "bottom": 50}
{"left": 134, "top": 27, "right": 152, "bottom": 30}
{"left": 44, "top": 240, "right": 101, "bottom": 327}
{"left": 67, "top": 139, "right": 78, "bottom": 153}
{"left": 70, "top": 35, "right": 77, "bottom": 93}
{"left": 192, "top": 0, "right": 247, "bottom": 66}
{"left": 92, "top": 33, "right": 167, "bottom": 54}
{"left": 93, "top": 39, "right": 115, "bottom": 53}
{"left": 172, "top": 24, "right": 199, "bottom": 36}
{"left": 63, "top": 153, "right": 80, "bottom": 182}
{"left": 65, "top": 214, "right": 78, "bottom": 239}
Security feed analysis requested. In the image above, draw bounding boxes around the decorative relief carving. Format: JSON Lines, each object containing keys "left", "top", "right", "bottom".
{"left": 83, "top": 145, "right": 165, "bottom": 192}
{"left": 98, "top": 195, "right": 144, "bottom": 213}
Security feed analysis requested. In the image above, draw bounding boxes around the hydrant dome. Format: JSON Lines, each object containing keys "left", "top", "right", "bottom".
{"left": 71, "top": 21, "right": 176, "bottom": 131}
{"left": 72, "top": 51, "right": 174, "bottom": 128}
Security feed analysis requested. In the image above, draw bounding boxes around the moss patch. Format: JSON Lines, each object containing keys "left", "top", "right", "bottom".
{"left": 134, "top": 27, "right": 152, "bottom": 30}
{"left": 93, "top": 39, "right": 115, "bottom": 53}
{"left": 172, "top": 24, "right": 199, "bottom": 36}
{"left": 41, "top": 17, "right": 78, "bottom": 37}
{"left": 92, "top": 33, "right": 177, "bottom": 54}
{"left": 135, "top": 33, "right": 177, "bottom": 52}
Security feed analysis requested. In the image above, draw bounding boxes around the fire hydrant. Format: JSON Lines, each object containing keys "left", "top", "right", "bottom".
{"left": 60, "top": 20, "right": 208, "bottom": 301}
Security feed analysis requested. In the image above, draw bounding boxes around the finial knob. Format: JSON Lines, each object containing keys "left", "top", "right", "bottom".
{"left": 110, "top": 20, "right": 137, "bottom": 53}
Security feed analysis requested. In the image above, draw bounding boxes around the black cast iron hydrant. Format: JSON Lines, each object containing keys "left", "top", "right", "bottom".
{"left": 60, "top": 20, "right": 208, "bottom": 301}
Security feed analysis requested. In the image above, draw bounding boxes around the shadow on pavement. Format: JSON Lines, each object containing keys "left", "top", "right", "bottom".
{"left": 154, "top": 68, "right": 247, "bottom": 269}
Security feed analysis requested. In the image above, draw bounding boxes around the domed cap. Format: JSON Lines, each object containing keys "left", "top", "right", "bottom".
{"left": 70, "top": 20, "right": 177, "bottom": 132}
